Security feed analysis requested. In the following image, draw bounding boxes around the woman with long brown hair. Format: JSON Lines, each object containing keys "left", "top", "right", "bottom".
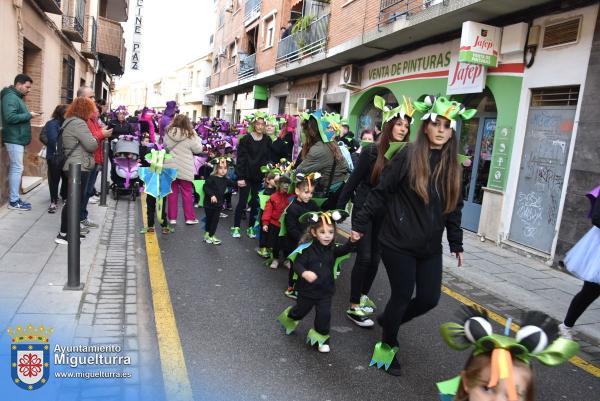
{"left": 163, "top": 113, "right": 203, "bottom": 225}
{"left": 351, "top": 96, "right": 476, "bottom": 375}
{"left": 297, "top": 112, "right": 348, "bottom": 210}
{"left": 337, "top": 102, "right": 413, "bottom": 328}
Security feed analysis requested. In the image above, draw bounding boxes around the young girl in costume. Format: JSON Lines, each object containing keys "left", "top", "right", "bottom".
{"left": 352, "top": 96, "right": 475, "bottom": 375}
{"left": 337, "top": 95, "right": 414, "bottom": 328}
{"left": 203, "top": 157, "right": 234, "bottom": 245}
{"left": 261, "top": 175, "right": 292, "bottom": 269}
{"left": 436, "top": 307, "right": 579, "bottom": 401}
{"left": 277, "top": 210, "right": 356, "bottom": 353}
{"left": 559, "top": 184, "right": 600, "bottom": 339}
{"left": 139, "top": 134, "right": 169, "bottom": 234}
{"left": 256, "top": 170, "right": 279, "bottom": 258}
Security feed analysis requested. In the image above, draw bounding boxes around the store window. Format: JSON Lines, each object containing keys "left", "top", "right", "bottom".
{"left": 263, "top": 14, "right": 276, "bottom": 49}
{"left": 357, "top": 88, "right": 398, "bottom": 132}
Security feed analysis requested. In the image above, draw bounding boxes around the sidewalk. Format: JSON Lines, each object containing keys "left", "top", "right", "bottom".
{"left": 338, "top": 220, "right": 600, "bottom": 349}
{"left": 0, "top": 182, "right": 164, "bottom": 401}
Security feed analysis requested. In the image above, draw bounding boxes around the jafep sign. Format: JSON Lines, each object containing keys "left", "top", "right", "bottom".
{"left": 459, "top": 21, "right": 502, "bottom": 68}
{"left": 447, "top": 57, "right": 486, "bottom": 95}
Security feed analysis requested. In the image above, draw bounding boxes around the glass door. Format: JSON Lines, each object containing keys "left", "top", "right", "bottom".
{"left": 459, "top": 115, "right": 496, "bottom": 232}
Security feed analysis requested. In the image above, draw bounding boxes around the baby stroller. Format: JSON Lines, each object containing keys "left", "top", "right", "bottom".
{"left": 110, "top": 135, "right": 141, "bottom": 201}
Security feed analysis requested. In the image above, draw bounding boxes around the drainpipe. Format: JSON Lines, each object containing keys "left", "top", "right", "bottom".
{"left": 319, "top": 73, "right": 328, "bottom": 110}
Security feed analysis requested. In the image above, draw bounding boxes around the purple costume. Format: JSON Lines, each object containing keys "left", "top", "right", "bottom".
{"left": 159, "top": 101, "right": 178, "bottom": 144}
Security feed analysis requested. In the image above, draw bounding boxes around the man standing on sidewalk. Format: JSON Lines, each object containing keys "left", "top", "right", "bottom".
{"left": 1, "top": 74, "right": 40, "bottom": 210}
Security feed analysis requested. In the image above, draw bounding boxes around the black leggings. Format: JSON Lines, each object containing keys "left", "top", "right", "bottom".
{"left": 288, "top": 295, "right": 332, "bottom": 336}
{"left": 146, "top": 195, "right": 167, "bottom": 228}
{"left": 204, "top": 208, "right": 220, "bottom": 236}
{"left": 379, "top": 248, "right": 442, "bottom": 346}
{"left": 60, "top": 171, "right": 90, "bottom": 235}
{"left": 234, "top": 180, "right": 261, "bottom": 228}
{"left": 47, "top": 160, "right": 67, "bottom": 203}
{"left": 564, "top": 281, "right": 600, "bottom": 327}
{"left": 349, "top": 217, "right": 381, "bottom": 304}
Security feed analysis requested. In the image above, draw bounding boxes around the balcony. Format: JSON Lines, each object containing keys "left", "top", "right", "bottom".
{"left": 62, "top": 15, "right": 85, "bottom": 43}
{"left": 96, "top": 17, "right": 126, "bottom": 75}
{"left": 100, "top": 0, "right": 129, "bottom": 23}
{"left": 244, "top": 0, "right": 261, "bottom": 25}
{"left": 379, "top": 0, "right": 442, "bottom": 27}
{"left": 238, "top": 53, "right": 256, "bottom": 80}
{"left": 276, "top": 14, "right": 330, "bottom": 68}
{"left": 81, "top": 16, "right": 97, "bottom": 59}
{"left": 34, "top": 0, "right": 62, "bottom": 14}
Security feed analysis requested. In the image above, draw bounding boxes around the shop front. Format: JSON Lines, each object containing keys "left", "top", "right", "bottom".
{"left": 348, "top": 38, "right": 524, "bottom": 235}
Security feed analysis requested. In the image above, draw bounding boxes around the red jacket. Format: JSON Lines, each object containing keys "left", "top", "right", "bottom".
{"left": 87, "top": 115, "right": 104, "bottom": 164}
{"left": 262, "top": 191, "right": 290, "bottom": 227}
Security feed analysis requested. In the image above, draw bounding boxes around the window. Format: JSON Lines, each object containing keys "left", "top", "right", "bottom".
{"left": 61, "top": 56, "right": 75, "bottom": 104}
{"left": 218, "top": 9, "right": 225, "bottom": 27}
{"left": 228, "top": 42, "right": 237, "bottom": 66}
{"left": 196, "top": 70, "right": 202, "bottom": 87}
{"left": 188, "top": 71, "right": 194, "bottom": 88}
{"left": 263, "top": 13, "right": 276, "bottom": 49}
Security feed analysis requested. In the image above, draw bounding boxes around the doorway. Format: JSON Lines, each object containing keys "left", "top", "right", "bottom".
{"left": 458, "top": 89, "right": 497, "bottom": 232}
{"left": 509, "top": 86, "right": 579, "bottom": 253}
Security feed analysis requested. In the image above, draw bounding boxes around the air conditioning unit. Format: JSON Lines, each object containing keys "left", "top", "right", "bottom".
{"left": 225, "top": 0, "right": 233, "bottom": 12}
{"left": 297, "top": 98, "right": 317, "bottom": 112}
{"left": 339, "top": 65, "right": 362, "bottom": 89}
{"left": 423, "top": 0, "right": 443, "bottom": 9}
{"left": 218, "top": 47, "right": 227, "bottom": 58}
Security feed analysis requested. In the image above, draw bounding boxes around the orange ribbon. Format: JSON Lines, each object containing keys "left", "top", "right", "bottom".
{"left": 488, "top": 348, "right": 518, "bottom": 401}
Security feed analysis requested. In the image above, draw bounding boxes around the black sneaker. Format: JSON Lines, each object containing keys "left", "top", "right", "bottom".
{"left": 55, "top": 232, "right": 85, "bottom": 245}
{"left": 386, "top": 354, "right": 402, "bottom": 376}
{"left": 346, "top": 307, "right": 375, "bottom": 327}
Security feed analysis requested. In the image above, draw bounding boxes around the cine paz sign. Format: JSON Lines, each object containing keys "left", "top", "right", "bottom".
{"left": 459, "top": 21, "right": 502, "bottom": 68}
{"left": 131, "top": 0, "right": 144, "bottom": 70}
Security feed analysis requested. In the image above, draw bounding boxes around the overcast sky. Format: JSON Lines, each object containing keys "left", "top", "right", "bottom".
{"left": 118, "top": 0, "right": 215, "bottom": 85}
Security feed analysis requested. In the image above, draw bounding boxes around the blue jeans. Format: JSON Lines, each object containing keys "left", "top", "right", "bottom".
{"left": 6, "top": 143, "right": 24, "bottom": 203}
{"left": 80, "top": 165, "right": 98, "bottom": 220}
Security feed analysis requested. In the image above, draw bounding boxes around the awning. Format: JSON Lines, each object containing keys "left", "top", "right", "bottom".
{"left": 287, "top": 82, "right": 320, "bottom": 103}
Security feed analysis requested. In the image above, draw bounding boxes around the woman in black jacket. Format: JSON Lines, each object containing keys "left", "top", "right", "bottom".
{"left": 337, "top": 113, "right": 411, "bottom": 328}
{"left": 232, "top": 114, "right": 272, "bottom": 239}
{"left": 351, "top": 96, "right": 475, "bottom": 375}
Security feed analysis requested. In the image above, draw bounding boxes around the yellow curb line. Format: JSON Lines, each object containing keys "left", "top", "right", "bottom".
{"left": 336, "top": 227, "right": 600, "bottom": 378}
{"left": 141, "top": 194, "right": 194, "bottom": 401}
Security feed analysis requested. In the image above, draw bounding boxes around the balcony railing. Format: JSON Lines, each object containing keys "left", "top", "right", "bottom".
{"left": 379, "top": 0, "right": 442, "bottom": 27}
{"left": 276, "top": 14, "right": 330, "bottom": 68}
{"left": 97, "top": 16, "right": 126, "bottom": 75}
{"left": 35, "top": 0, "right": 62, "bottom": 14}
{"left": 244, "top": 0, "right": 261, "bottom": 24}
{"left": 62, "top": 15, "right": 85, "bottom": 43}
{"left": 238, "top": 53, "right": 256, "bottom": 80}
{"left": 81, "top": 16, "right": 97, "bottom": 58}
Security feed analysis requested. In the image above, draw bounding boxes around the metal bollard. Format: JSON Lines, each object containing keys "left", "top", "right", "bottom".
{"left": 99, "top": 140, "right": 110, "bottom": 207}
{"left": 64, "top": 163, "right": 84, "bottom": 291}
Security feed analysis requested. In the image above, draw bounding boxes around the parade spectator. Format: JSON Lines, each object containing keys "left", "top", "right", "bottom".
{"left": 39, "top": 104, "right": 68, "bottom": 213}
{"left": 109, "top": 108, "right": 134, "bottom": 140}
{"left": 55, "top": 97, "right": 99, "bottom": 244}
{"left": 339, "top": 123, "right": 358, "bottom": 153}
{"left": 163, "top": 114, "right": 203, "bottom": 225}
{"left": 297, "top": 114, "right": 348, "bottom": 210}
{"left": 1, "top": 74, "right": 40, "bottom": 211}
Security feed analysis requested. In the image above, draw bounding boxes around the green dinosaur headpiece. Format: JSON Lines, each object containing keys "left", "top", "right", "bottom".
{"left": 413, "top": 95, "right": 477, "bottom": 131}
{"left": 300, "top": 110, "right": 346, "bottom": 143}
{"left": 439, "top": 307, "right": 579, "bottom": 401}
{"left": 299, "top": 209, "right": 349, "bottom": 226}
{"left": 244, "top": 111, "right": 269, "bottom": 134}
{"left": 210, "top": 156, "right": 234, "bottom": 172}
{"left": 260, "top": 158, "right": 294, "bottom": 176}
{"left": 373, "top": 95, "right": 417, "bottom": 131}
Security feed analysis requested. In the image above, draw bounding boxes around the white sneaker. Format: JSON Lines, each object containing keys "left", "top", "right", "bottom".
{"left": 169, "top": 220, "right": 177, "bottom": 225}
{"left": 558, "top": 323, "right": 574, "bottom": 340}
{"left": 88, "top": 196, "right": 99, "bottom": 204}
{"left": 318, "top": 344, "right": 330, "bottom": 353}
{"left": 269, "top": 260, "right": 279, "bottom": 269}
{"left": 185, "top": 219, "right": 199, "bottom": 225}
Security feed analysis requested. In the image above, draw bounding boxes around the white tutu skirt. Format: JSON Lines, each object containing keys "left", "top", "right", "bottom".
{"left": 564, "top": 226, "right": 600, "bottom": 284}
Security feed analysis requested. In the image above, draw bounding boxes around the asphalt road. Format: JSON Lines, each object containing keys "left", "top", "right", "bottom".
{"left": 152, "top": 205, "right": 599, "bottom": 401}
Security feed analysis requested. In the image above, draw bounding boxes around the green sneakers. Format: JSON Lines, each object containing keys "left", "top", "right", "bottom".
{"left": 256, "top": 247, "right": 271, "bottom": 258}
{"left": 346, "top": 307, "right": 375, "bottom": 327}
{"left": 231, "top": 227, "right": 241, "bottom": 238}
{"left": 211, "top": 236, "right": 222, "bottom": 245}
{"left": 360, "top": 294, "right": 377, "bottom": 314}
{"left": 246, "top": 227, "right": 257, "bottom": 239}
